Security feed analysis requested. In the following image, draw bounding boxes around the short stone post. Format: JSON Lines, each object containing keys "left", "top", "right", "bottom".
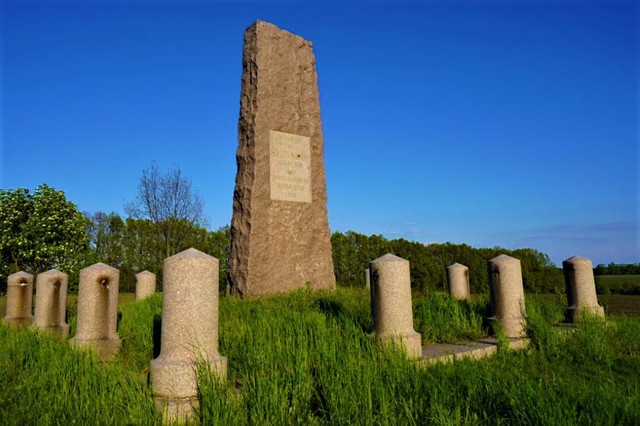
{"left": 70, "top": 263, "right": 121, "bottom": 361}
{"left": 563, "top": 256, "right": 605, "bottom": 322}
{"left": 135, "top": 270, "right": 156, "bottom": 301}
{"left": 3, "top": 271, "right": 34, "bottom": 328}
{"left": 364, "top": 267, "right": 370, "bottom": 290}
{"left": 370, "top": 254, "right": 422, "bottom": 359}
{"left": 34, "top": 269, "right": 70, "bottom": 339}
{"left": 447, "top": 263, "right": 470, "bottom": 300}
{"left": 151, "top": 248, "right": 227, "bottom": 421}
{"left": 488, "top": 254, "right": 527, "bottom": 338}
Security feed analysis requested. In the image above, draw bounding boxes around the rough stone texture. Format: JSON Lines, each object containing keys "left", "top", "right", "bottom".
{"left": 3, "top": 271, "right": 33, "bottom": 328}
{"left": 135, "top": 270, "right": 156, "bottom": 301}
{"left": 370, "top": 254, "right": 422, "bottom": 359}
{"left": 488, "top": 254, "right": 527, "bottom": 338}
{"left": 34, "top": 269, "right": 70, "bottom": 339}
{"left": 447, "top": 263, "right": 470, "bottom": 300}
{"left": 364, "top": 267, "right": 370, "bottom": 290}
{"left": 151, "top": 248, "right": 227, "bottom": 422}
{"left": 228, "top": 20, "right": 336, "bottom": 297}
{"left": 70, "top": 263, "right": 121, "bottom": 361}
{"left": 563, "top": 256, "right": 605, "bottom": 322}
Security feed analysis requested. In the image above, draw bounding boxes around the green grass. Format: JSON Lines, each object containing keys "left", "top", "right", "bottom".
{"left": 1, "top": 288, "right": 640, "bottom": 424}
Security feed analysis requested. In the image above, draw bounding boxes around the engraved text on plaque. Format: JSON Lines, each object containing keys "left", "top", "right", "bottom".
{"left": 269, "top": 130, "right": 312, "bottom": 202}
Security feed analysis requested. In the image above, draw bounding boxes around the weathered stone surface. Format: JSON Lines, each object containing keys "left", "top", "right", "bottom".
{"left": 488, "top": 254, "right": 527, "bottom": 338}
{"left": 151, "top": 248, "right": 227, "bottom": 422}
{"left": 135, "top": 270, "right": 156, "bottom": 301}
{"left": 370, "top": 254, "right": 422, "bottom": 359}
{"left": 229, "top": 20, "right": 335, "bottom": 297}
{"left": 447, "top": 262, "right": 470, "bottom": 300}
{"left": 3, "top": 271, "right": 33, "bottom": 328}
{"left": 70, "top": 263, "right": 121, "bottom": 361}
{"left": 563, "top": 256, "right": 604, "bottom": 322}
{"left": 34, "top": 269, "right": 70, "bottom": 339}
{"left": 364, "top": 267, "right": 371, "bottom": 290}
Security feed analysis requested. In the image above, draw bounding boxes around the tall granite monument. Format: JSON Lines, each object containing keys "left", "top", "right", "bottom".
{"left": 229, "top": 21, "right": 336, "bottom": 296}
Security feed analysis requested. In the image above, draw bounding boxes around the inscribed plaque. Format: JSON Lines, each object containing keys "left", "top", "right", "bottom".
{"left": 269, "top": 130, "right": 312, "bottom": 202}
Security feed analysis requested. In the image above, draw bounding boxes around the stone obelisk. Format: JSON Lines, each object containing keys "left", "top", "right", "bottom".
{"left": 229, "top": 21, "right": 336, "bottom": 296}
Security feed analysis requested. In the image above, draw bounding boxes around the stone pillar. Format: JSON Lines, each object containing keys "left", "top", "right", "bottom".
{"left": 135, "top": 270, "right": 156, "bottom": 301}
{"left": 151, "top": 248, "right": 227, "bottom": 421}
{"left": 364, "top": 267, "right": 371, "bottom": 290}
{"left": 370, "top": 254, "right": 422, "bottom": 359}
{"left": 3, "top": 271, "right": 33, "bottom": 328}
{"left": 447, "top": 263, "right": 470, "bottom": 300}
{"left": 70, "top": 263, "right": 121, "bottom": 361}
{"left": 563, "top": 256, "right": 604, "bottom": 322}
{"left": 34, "top": 269, "right": 70, "bottom": 339}
{"left": 228, "top": 20, "right": 335, "bottom": 296}
{"left": 488, "top": 254, "right": 527, "bottom": 338}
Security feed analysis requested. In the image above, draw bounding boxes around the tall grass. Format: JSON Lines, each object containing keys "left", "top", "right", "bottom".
{"left": 413, "top": 292, "right": 488, "bottom": 343}
{"left": 1, "top": 288, "right": 639, "bottom": 424}
{"left": 0, "top": 326, "right": 160, "bottom": 424}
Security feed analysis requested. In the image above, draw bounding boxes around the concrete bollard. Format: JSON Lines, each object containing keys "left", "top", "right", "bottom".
{"left": 488, "top": 254, "right": 527, "bottom": 338}
{"left": 370, "top": 253, "right": 422, "bottom": 359}
{"left": 447, "top": 263, "right": 470, "bottom": 300}
{"left": 70, "top": 263, "right": 121, "bottom": 361}
{"left": 3, "top": 271, "right": 34, "bottom": 328}
{"left": 135, "top": 270, "right": 156, "bottom": 301}
{"left": 34, "top": 269, "right": 70, "bottom": 339}
{"left": 151, "top": 248, "right": 227, "bottom": 421}
{"left": 563, "top": 256, "right": 605, "bottom": 322}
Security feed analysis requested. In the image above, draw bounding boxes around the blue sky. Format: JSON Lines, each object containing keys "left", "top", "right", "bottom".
{"left": 2, "top": 0, "right": 638, "bottom": 266}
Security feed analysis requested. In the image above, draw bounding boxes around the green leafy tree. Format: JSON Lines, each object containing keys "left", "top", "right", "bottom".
{"left": 0, "top": 184, "right": 90, "bottom": 292}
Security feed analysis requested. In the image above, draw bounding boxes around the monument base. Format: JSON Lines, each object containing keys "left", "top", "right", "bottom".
{"left": 36, "top": 324, "right": 70, "bottom": 340}
{"left": 565, "top": 305, "right": 605, "bottom": 323}
{"left": 488, "top": 316, "right": 527, "bottom": 339}
{"left": 3, "top": 317, "right": 33, "bottom": 329}
{"left": 70, "top": 337, "right": 121, "bottom": 361}
{"left": 156, "top": 396, "right": 199, "bottom": 423}
{"left": 151, "top": 355, "right": 227, "bottom": 420}
{"left": 377, "top": 331, "right": 423, "bottom": 360}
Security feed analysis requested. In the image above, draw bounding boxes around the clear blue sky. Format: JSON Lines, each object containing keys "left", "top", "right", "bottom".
{"left": 2, "top": 0, "right": 638, "bottom": 266}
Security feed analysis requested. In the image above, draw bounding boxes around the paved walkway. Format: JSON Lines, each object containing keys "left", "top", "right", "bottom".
{"left": 418, "top": 337, "right": 530, "bottom": 366}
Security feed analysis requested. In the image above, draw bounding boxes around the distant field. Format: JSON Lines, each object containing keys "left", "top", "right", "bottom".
{"left": 534, "top": 293, "right": 640, "bottom": 318}
{"left": 596, "top": 275, "right": 640, "bottom": 286}
{"left": 599, "top": 295, "right": 640, "bottom": 317}
{"left": 595, "top": 275, "right": 640, "bottom": 294}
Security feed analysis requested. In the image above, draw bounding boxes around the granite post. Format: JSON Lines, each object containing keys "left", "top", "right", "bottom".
{"left": 447, "top": 263, "right": 470, "bottom": 300}
{"left": 135, "top": 270, "right": 156, "bottom": 301}
{"left": 228, "top": 20, "right": 335, "bottom": 296}
{"left": 3, "top": 271, "right": 33, "bottom": 328}
{"left": 364, "top": 267, "right": 371, "bottom": 290}
{"left": 370, "top": 254, "right": 422, "bottom": 359}
{"left": 70, "top": 263, "right": 121, "bottom": 360}
{"left": 34, "top": 269, "right": 70, "bottom": 339}
{"left": 151, "top": 248, "right": 227, "bottom": 421}
{"left": 488, "top": 254, "right": 527, "bottom": 338}
{"left": 563, "top": 256, "right": 605, "bottom": 322}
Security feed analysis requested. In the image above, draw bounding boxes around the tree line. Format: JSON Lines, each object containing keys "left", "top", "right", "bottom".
{"left": 3, "top": 167, "right": 624, "bottom": 295}
{"left": 1, "top": 184, "right": 565, "bottom": 295}
{"left": 331, "top": 231, "right": 564, "bottom": 294}
{"left": 594, "top": 263, "right": 640, "bottom": 276}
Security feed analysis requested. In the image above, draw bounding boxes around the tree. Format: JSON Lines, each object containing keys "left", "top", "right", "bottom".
{"left": 125, "top": 162, "right": 206, "bottom": 261}
{"left": 0, "top": 184, "right": 90, "bottom": 292}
